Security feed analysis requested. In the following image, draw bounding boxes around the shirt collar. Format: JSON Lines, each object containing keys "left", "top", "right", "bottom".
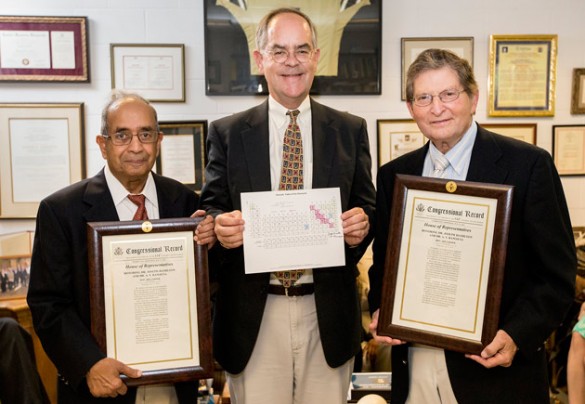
{"left": 268, "top": 95, "right": 311, "bottom": 125}
{"left": 103, "top": 164, "right": 158, "bottom": 209}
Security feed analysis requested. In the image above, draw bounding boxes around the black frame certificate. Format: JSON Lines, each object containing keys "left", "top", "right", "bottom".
{"left": 378, "top": 175, "right": 513, "bottom": 354}
{"left": 88, "top": 217, "right": 213, "bottom": 386}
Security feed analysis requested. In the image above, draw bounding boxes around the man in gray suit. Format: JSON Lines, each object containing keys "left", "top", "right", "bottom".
{"left": 28, "top": 92, "right": 215, "bottom": 403}
{"left": 368, "top": 49, "right": 576, "bottom": 404}
{"left": 200, "top": 8, "right": 376, "bottom": 403}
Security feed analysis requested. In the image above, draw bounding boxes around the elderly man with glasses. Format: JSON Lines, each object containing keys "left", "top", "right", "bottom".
{"left": 28, "top": 91, "right": 216, "bottom": 403}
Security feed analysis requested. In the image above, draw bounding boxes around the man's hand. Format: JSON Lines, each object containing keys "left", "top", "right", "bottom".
{"left": 86, "top": 358, "right": 141, "bottom": 398}
{"left": 341, "top": 207, "right": 370, "bottom": 247}
{"left": 192, "top": 210, "right": 217, "bottom": 247}
{"left": 215, "top": 210, "right": 245, "bottom": 249}
{"left": 369, "top": 309, "right": 407, "bottom": 346}
{"left": 466, "top": 329, "right": 518, "bottom": 368}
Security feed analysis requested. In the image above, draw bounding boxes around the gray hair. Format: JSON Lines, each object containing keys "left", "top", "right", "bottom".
{"left": 100, "top": 90, "right": 159, "bottom": 136}
{"left": 406, "top": 48, "right": 478, "bottom": 102}
{"left": 255, "top": 7, "right": 318, "bottom": 51}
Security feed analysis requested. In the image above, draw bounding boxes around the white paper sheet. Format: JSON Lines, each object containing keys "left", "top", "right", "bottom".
{"left": 241, "top": 188, "right": 345, "bottom": 274}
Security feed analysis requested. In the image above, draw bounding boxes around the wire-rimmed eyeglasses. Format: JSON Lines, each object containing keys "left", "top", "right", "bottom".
{"left": 264, "top": 48, "right": 314, "bottom": 64}
{"left": 102, "top": 130, "right": 159, "bottom": 146}
{"left": 412, "top": 89, "right": 466, "bottom": 107}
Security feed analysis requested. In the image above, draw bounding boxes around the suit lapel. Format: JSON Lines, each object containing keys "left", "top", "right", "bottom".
{"left": 311, "top": 100, "right": 336, "bottom": 188}
{"left": 465, "top": 126, "right": 508, "bottom": 184}
{"left": 82, "top": 170, "right": 119, "bottom": 222}
{"left": 241, "top": 101, "right": 271, "bottom": 191}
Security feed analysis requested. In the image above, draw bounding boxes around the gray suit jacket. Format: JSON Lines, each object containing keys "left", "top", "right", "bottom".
{"left": 369, "top": 125, "right": 576, "bottom": 404}
{"left": 200, "top": 98, "right": 376, "bottom": 374}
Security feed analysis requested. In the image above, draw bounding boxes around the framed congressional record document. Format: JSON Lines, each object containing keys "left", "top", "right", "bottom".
{"left": 88, "top": 217, "right": 213, "bottom": 385}
{"left": 378, "top": 175, "right": 513, "bottom": 354}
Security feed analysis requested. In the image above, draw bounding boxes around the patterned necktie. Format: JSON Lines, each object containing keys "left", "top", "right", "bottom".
{"left": 128, "top": 194, "right": 148, "bottom": 220}
{"left": 431, "top": 153, "right": 450, "bottom": 178}
{"left": 274, "top": 110, "right": 304, "bottom": 287}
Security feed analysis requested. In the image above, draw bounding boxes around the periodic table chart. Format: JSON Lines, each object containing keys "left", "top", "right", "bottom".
{"left": 241, "top": 188, "right": 345, "bottom": 274}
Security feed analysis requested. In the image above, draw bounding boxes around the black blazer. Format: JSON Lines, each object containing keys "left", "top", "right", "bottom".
{"left": 27, "top": 170, "right": 198, "bottom": 403}
{"left": 200, "top": 99, "right": 376, "bottom": 374}
{"left": 369, "top": 125, "right": 576, "bottom": 404}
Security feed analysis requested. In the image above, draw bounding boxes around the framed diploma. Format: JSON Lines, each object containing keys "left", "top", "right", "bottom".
{"left": 0, "top": 16, "right": 89, "bottom": 82}
{"left": 480, "top": 123, "right": 537, "bottom": 145}
{"left": 488, "top": 34, "right": 557, "bottom": 117}
{"left": 401, "top": 37, "right": 474, "bottom": 101}
{"left": 552, "top": 125, "right": 585, "bottom": 176}
{"left": 378, "top": 175, "right": 513, "bottom": 354}
{"left": 0, "top": 103, "right": 85, "bottom": 218}
{"left": 571, "top": 68, "right": 585, "bottom": 115}
{"left": 156, "top": 121, "right": 207, "bottom": 192}
{"left": 377, "top": 119, "right": 427, "bottom": 167}
{"left": 88, "top": 217, "right": 213, "bottom": 385}
{"left": 110, "top": 44, "right": 186, "bottom": 102}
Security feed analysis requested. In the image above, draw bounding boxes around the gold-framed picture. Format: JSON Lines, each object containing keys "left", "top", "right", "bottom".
{"left": 571, "top": 68, "right": 585, "bottom": 115}
{"left": 488, "top": 34, "right": 557, "bottom": 117}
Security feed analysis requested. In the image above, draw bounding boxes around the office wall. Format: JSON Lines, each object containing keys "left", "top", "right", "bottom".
{"left": 0, "top": 0, "right": 584, "bottom": 235}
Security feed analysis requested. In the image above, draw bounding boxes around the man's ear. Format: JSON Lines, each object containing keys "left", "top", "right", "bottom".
{"left": 253, "top": 50, "right": 265, "bottom": 74}
{"left": 96, "top": 135, "right": 108, "bottom": 159}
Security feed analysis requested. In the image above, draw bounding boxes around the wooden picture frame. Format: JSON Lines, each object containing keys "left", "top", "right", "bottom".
{"left": 88, "top": 217, "right": 213, "bottom": 385}
{"left": 488, "top": 34, "right": 557, "bottom": 117}
{"left": 110, "top": 44, "right": 186, "bottom": 102}
{"left": 377, "top": 119, "right": 426, "bottom": 167}
{"left": 0, "top": 231, "right": 34, "bottom": 301}
{"left": 0, "top": 16, "right": 89, "bottom": 82}
{"left": 401, "top": 37, "right": 474, "bottom": 101}
{"left": 571, "top": 68, "right": 585, "bottom": 114}
{"left": 552, "top": 125, "right": 585, "bottom": 176}
{"left": 156, "top": 121, "right": 207, "bottom": 192}
{"left": 203, "top": 0, "right": 382, "bottom": 95}
{"left": 377, "top": 175, "right": 513, "bottom": 354}
{"left": 480, "top": 123, "right": 537, "bottom": 144}
{"left": 0, "top": 103, "right": 85, "bottom": 218}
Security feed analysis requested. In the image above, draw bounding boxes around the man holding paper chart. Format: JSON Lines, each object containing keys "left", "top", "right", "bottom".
{"left": 28, "top": 91, "right": 215, "bottom": 403}
{"left": 368, "top": 49, "right": 576, "bottom": 403}
{"left": 200, "top": 7, "right": 376, "bottom": 403}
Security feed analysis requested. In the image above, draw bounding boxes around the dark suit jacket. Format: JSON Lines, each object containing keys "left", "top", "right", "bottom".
{"left": 27, "top": 170, "right": 199, "bottom": 404}
{"left": 368, "top": 125, "right": 576, "bottom": 404}
{"left": 200, "top": 99, "right": 376, "bottom": 374}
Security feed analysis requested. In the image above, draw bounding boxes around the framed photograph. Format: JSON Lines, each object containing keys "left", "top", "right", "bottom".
{"left": 552, "top": 125, "right": 585, "bottom": 176}
{"left": 378, "top": 175, "right": 513, "bottom": 354}
{"left": 204, "top": 0, "right": 382, "bottom": 95}
{"left": 571, "top": 68, "right": 585, "bottom": 115}
{"left": 401, "top": 37, "right": 474, "bottom": 101}
{"left": 110, "top": 44, "right": 185, "bottom": 102}
{"left": 480, "top": 123, "right": 537, "bottom": 145}
{"left": 488, "top": 34, "right": 557, "bottom": 117}
{"left": 377, "top": 119, "right": 426, "bottom": 167}
{"left": 0, "top": 16, "right": 89, "bottom": 82}
{"left": 0, "top": 231, "right": 34, "bottom": 301}
{"left": 88, "top": 217, "right": 213, "bottom": 385}
{"left": 0, "top": 103, "right": 85, "bottom": 218}
{"left": 156, "top": 121, "right": 207, "bottom": 192}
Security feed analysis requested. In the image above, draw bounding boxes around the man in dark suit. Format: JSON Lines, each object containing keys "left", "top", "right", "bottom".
{"left": 200, "top": 8, "right": 376, "bottom": 403}
{"left": 368, "top": 49, "right": 576, "bottom": 403}
{"left": 27, "top": 92, "right": 215, "bottom": 403}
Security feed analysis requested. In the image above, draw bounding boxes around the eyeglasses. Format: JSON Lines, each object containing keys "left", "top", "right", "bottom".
{"left": 264, "top": 48, "right": 314, "bottom": 64}
{"left": 412, "top": 89, "right": 466, "bottom": 107}
{"left": 103, "top": 130, "right": 159, "bottom": 146}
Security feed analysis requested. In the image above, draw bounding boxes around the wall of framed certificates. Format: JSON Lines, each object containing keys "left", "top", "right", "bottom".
{"left": 0, "top": 0, "right": 584, "bottom": 229}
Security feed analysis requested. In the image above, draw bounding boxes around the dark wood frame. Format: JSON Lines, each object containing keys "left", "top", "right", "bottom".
{"left": 572, "top": 68, "right": 585, "bottom": 114}
{"left": 156, "top": 121, "right": 207, "bottom": 192}
{"left": 552, "top": 124, "right": 585, "bottom": 176}
{"left": 0, "top": 16, "right": 89, "bottom": 82}
{"left": 203, "top": 0, "right": 382, "bottom": 95}
{"left": 87, "top": 217, "right": 213, "bottom": 385}
{"left": 378, "top": 175, "right": 513, "bottom": 354}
